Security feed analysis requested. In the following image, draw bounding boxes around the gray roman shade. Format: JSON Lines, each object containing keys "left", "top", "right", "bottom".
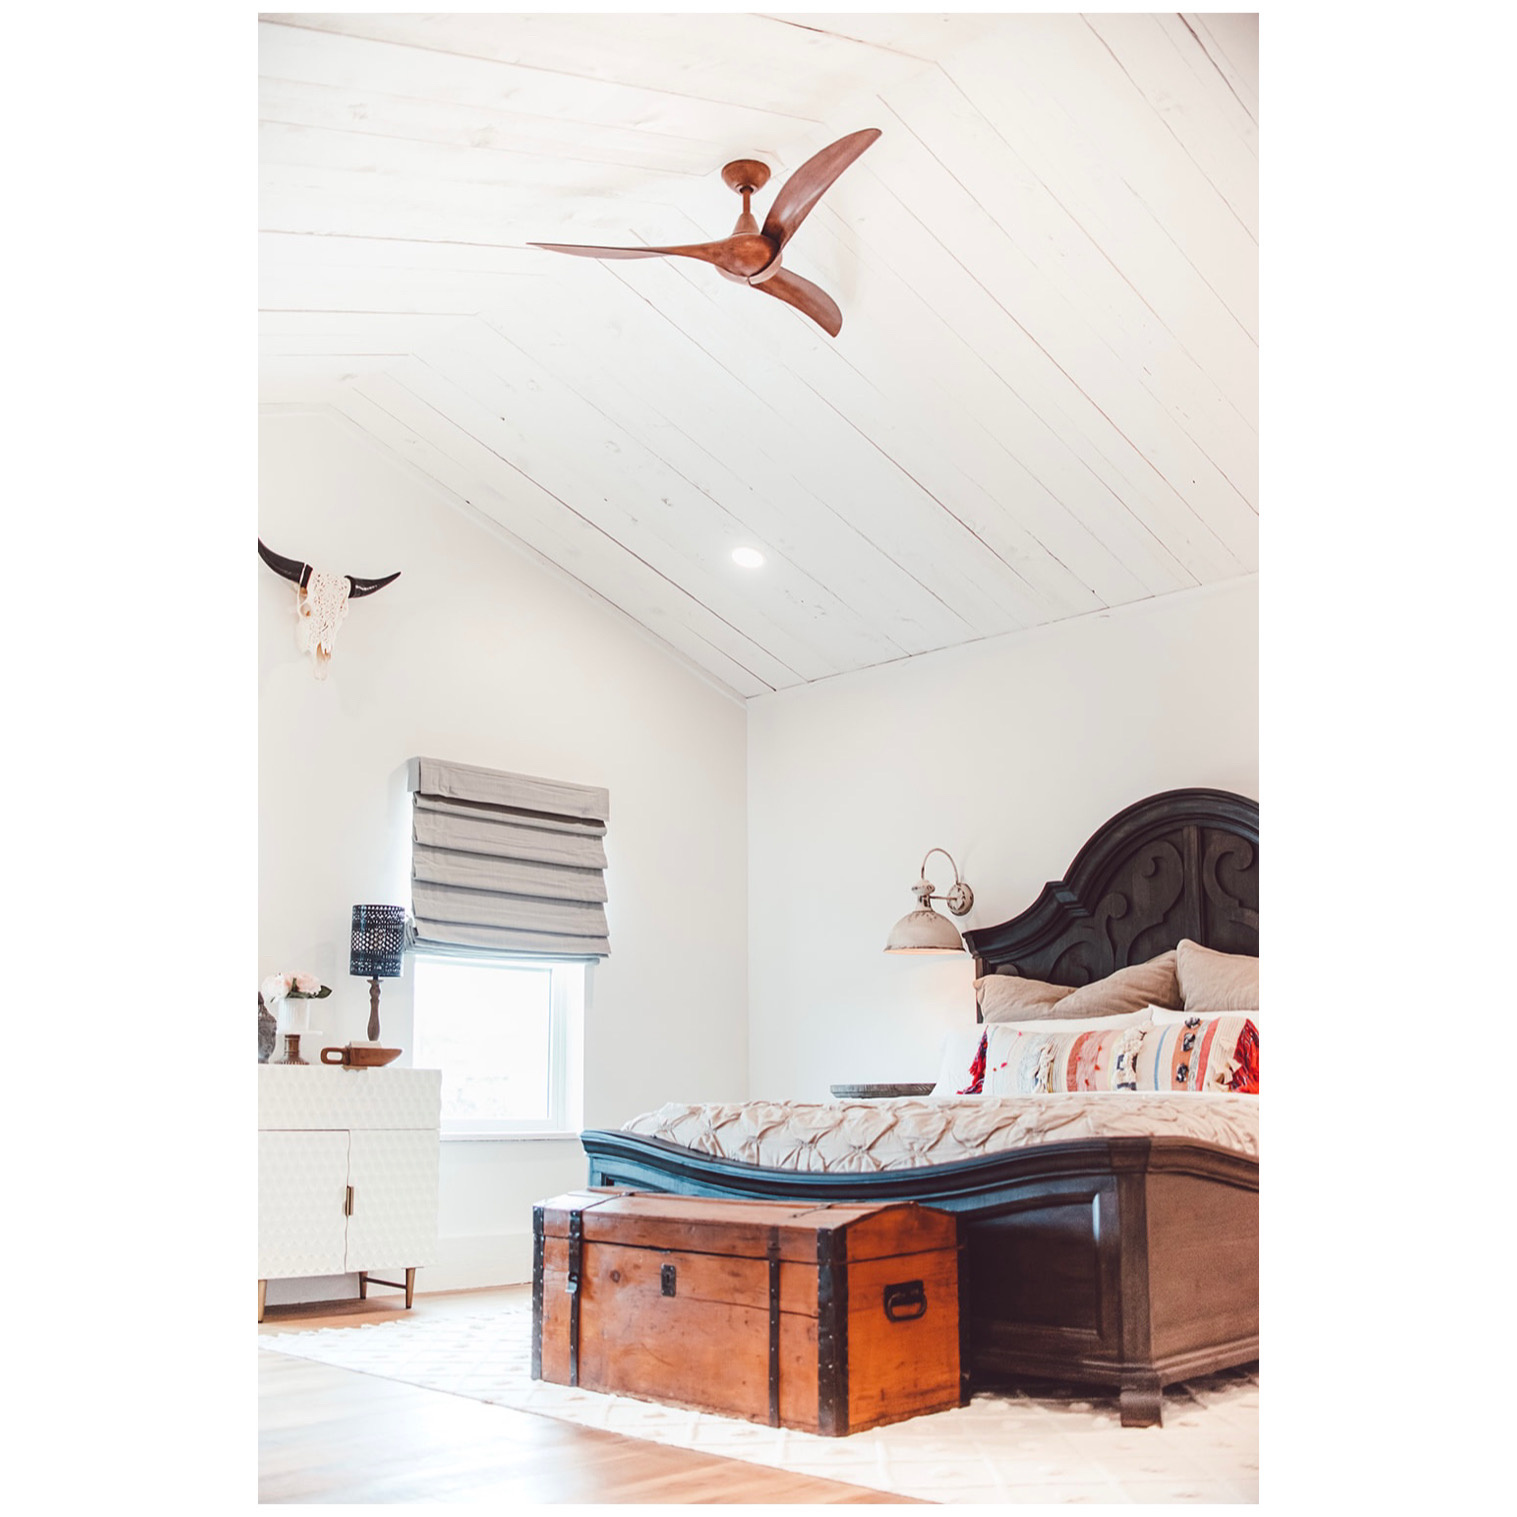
{"left": 407, "top": 756, "right": 610, "bottom": 960}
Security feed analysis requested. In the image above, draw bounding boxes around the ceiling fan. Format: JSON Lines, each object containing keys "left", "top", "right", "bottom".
{"left": 528, "top": 128, "right": 881, "bottom": 338}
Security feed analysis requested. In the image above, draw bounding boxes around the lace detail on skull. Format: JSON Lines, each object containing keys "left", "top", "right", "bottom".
{"left": 294, "top": 571, "right": 351, "bottom": 679}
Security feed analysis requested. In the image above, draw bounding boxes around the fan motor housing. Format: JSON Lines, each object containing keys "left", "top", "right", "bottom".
{"left": 721, "top": 159, "right": 771, "bottom": 195}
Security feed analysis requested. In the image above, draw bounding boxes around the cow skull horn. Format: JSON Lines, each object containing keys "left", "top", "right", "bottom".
{"left": 257, "top": 539, "right": 400, "bottom": 598}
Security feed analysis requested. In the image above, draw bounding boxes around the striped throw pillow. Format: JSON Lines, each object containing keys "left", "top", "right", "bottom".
{"left": 982, "top": 1023, "right": 1148, "bottom": 1095}
{"left": 1132, "top": 1015, "right": 1259, "bottom": 1094}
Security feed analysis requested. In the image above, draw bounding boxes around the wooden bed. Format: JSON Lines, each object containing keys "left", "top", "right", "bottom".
{"left": 581, "top": 787, "right": 1259, "bottom": 1426}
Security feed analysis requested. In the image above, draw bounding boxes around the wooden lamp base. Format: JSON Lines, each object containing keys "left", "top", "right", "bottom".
{"left": 367, "top": 976, "right": 382, "bottom": 1043}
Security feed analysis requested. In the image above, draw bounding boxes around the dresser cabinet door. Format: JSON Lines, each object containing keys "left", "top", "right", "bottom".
{"left": 344, "top": 1128, "right": 439, "bottom": 1273}
{"left": 258, "top": 1130, "right": 350, "bottom": 1278}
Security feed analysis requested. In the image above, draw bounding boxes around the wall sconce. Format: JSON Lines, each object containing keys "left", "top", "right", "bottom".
{"left": 883, "top": 849, "right": 974, "bottom": 954}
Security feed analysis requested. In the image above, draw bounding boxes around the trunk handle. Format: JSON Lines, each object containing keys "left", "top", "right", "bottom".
{"left": 883, "top": 1279, "right": 926, "bottom": 1321}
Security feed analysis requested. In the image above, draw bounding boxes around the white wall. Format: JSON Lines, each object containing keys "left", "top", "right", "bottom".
{"left": 259, "top": 407, "right": 748, "bottom": 1297}
{"left": 745, "top": 577, "right": 1259, "bottom": 1099}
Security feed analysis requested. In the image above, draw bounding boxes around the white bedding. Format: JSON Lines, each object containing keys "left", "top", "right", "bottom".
{"left": 622, "top": 1092, "right": 1259, "bottom": 1173}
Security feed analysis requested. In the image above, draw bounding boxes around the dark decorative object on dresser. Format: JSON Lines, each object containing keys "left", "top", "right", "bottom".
{"left": 258, "top": 993, "right": 276, "bottom": 1063}
{"left": 580, "top": 788, "right": 1259, "bottom": 1428}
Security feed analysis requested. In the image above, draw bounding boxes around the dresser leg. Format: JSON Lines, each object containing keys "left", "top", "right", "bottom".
{"left": 1119, "top": 1375, "right": 1163, "bottom": 1428}
{"left": 405, "top": 1267, "right": 415, "bottom": 1309}
{"left": 258, "top": 1280, "right": 267, "bottom": 1323}
{"left": 358, "top": 1271, "right": 368, "bottom": 1301}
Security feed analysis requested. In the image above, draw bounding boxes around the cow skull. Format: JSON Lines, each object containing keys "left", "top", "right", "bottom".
{"left": 258, "top": 539, "right": 400, "bottom": 679}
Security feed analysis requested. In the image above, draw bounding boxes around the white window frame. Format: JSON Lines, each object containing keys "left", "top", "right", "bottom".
{"left": 412, "top": 952, "right": 585, "bottom": 1141}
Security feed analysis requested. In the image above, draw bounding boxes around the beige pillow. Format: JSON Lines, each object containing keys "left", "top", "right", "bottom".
{"left": 976, "top": 951, "right": 1182, "bottom": 1022}
{"left": 1002, "top": 1008, "right": 1152, "bottom": 1032}
{"left": 1176, "top": 939, "right": 1259, "bottom": 1013}
{"left": 975, "top": 974, "right": 1076, "bottom": 1024}
{"left": 1055, "top": 950, "right": 1183, "bottom": 1018}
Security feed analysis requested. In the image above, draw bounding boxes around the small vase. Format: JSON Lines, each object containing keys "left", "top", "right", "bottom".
{"left": 279, "top": 1032, "right": 307, "bottom": 1066}
{"left": 279, "top": 997, "right": 312, "bottom": 1034}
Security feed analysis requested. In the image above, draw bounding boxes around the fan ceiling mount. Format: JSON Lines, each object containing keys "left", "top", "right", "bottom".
{"left": 528, "top": 128, "right": 881, "bottom": 338}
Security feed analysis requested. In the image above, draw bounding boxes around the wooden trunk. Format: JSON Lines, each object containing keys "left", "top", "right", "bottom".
{"left": 532, "top": 1189, "right": 963, "bottom": 1436}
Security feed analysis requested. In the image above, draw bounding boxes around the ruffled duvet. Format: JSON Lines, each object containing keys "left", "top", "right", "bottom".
{"left": 622, "top": 1092, "right": 1258, "bottom": 1173}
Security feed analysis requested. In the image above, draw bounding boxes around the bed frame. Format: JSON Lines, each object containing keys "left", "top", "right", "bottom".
{"left": 581, "top": 788, "right": 1259, "bottom": 1426}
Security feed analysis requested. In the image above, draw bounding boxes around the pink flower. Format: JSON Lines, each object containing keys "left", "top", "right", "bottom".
{"left": 260, "top": 973, "right": 293, "bottom": 1003}
{"left": 292, "top": 972, "right": 323, "bottom": 996}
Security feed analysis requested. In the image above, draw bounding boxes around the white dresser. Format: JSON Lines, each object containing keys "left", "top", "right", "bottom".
{"left": 258, "top": 1065, "right": 441, "bottom": 1320}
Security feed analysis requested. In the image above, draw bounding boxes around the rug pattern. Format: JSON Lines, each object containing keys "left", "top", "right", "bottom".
{"left": 260, "top": 1305, "right": 1258, "bottom": 1503}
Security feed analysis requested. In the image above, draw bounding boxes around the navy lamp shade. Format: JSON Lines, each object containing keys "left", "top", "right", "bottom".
{"left": 350, "top": 904, "right": 407, "bottom": 1043}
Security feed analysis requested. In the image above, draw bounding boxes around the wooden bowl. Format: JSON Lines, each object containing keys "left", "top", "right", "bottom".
{"left": 320, "top": 1044, "right": 403, "bottom": 1069}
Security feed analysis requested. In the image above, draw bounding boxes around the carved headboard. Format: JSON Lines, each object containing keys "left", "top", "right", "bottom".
{"left": 962, "top": 788, "right": 1258, "bottom": 1002}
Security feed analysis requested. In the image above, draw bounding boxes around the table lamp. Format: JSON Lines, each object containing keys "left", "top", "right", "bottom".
{"left": 350, "top": 904, "right": 406, "bottom": 1043}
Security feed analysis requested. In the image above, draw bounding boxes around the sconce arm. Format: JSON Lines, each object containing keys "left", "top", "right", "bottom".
{"left": 917, "top": 847, "right": 974, "bottom": 916}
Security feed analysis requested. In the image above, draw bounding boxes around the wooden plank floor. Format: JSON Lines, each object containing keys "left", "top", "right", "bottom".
{"left": 259, "top": 1286, "right": 920, "bottom": 1504}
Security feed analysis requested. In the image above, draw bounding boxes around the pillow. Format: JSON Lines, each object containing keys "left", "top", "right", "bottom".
{"left": 975, "top": 974, "right": 1078, "bottom": 1023}
{"left": 976, "top": 951, "right": 1182, "bottom": 1023}
{"left": 1149, "top": 1003, "right": 1259, "bottom": 1027}
{"left": 1176, "top": 940, "right": 1259, "bottom": 1014}
{"left": 982, "top": 1022, "right": 1148, "bottom": 1095}
{"left": 955, "top": 1008, "right": 1153, "bottom": 1094}
{"left": 930, "top": 1027, "right": 991, "bottom": 1096}
{"left": 1132, "top": 1015, "right": 1259, "bottom": 1094}
{"left": 1054, "top": 950, "right": 1182, "bottom": 1018}
{"left": 994, "top": 1008, "right": 1153, "bottom": 1033}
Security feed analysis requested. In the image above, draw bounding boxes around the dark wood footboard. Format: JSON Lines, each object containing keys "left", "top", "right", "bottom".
{"left": 580, "top": 1128, "right": 1258, "bottom": 1427}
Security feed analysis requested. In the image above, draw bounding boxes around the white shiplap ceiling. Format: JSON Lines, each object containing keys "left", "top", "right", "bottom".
{"left": 259, "top": 11, "right": 1258, "bottom": 699}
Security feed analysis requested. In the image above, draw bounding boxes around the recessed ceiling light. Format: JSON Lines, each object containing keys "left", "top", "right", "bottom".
{"left": 731, "top": 547, "right": 765, "bottom": 569}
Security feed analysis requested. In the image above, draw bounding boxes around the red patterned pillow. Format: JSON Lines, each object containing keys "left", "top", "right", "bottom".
{"left": 981, "top": 1023, "right": 1148, "bottom": 1094}
{"left": 961, "top": 1017, "right": 1260, "bottom": 1096}
{"left": 1132, "top": 1015, "right": 1259, "bottom": 1094}
{"left": 958, "top": 1011, "right": 1148, "bottom": 1093}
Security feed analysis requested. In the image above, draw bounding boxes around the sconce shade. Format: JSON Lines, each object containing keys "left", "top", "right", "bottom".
{"left": 884, "top": 851, "right": 972, "bottom": 954}
{"left": 883, "top": 906, "right": 966, "bottom": 954}
{"left": 350, "top": 904, "right": 406, "bottom": 979}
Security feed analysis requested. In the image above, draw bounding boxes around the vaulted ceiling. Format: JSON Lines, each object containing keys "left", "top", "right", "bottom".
{"left": 259, "top": 12, "right": 1258, "bottom": 699}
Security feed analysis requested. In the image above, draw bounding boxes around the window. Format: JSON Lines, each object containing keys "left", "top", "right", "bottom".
{"left": 412, "top": 955, "right": 584, "bottom": 1138}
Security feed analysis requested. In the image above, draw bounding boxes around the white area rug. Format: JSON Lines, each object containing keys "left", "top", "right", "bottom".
{"left": 260, "top": 1304, "right": 1258, "bottom": 1503}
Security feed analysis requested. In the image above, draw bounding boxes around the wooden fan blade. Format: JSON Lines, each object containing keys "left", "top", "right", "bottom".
{"left": 528, "top": 242, "right": 670, "bottom": 261}
{"left": 751, "top": 267, "right": 843, "bottom": 337}
{"left": 530, "top": 235, "right": 776, "bottom": 278}
{"left": 761, "top": 128, "right": 881, "bottom": 251}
